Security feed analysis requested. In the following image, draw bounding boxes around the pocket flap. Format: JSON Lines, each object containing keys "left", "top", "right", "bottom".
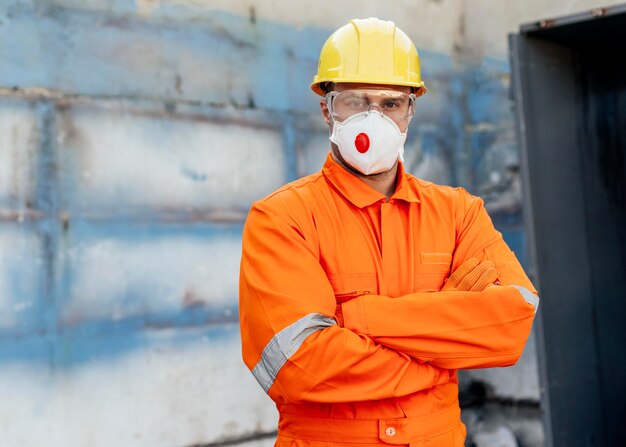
{"left": 328, "top": 272, "right": 376, "bottom": 302}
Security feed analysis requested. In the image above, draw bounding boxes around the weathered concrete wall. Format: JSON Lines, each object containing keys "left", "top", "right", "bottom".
{"left": 1, "top": 1, "right": 622, "bottom": 446}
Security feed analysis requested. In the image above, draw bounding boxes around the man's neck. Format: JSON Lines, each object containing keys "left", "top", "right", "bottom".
{"left": 359, "top": 165, "right": 398, "bottom": 200}
{"left": 330, "top": 148, "right": 399, "bottom": 200}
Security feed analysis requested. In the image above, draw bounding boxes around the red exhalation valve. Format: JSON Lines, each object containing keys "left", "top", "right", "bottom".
{"left": 354, "top": 133, "right": 370, "bottom": 153}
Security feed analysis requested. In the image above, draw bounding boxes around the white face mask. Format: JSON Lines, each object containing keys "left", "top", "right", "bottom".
{"left": 330, "top": 111, "right": 407, "bottom": 175}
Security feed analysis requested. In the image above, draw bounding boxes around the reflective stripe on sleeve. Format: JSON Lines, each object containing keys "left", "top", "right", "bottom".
{"left": 511, "top": 285, "right": 540, "bottom": 312}
{"left": 252, "top": 313, "right": 336, "bottom": 393}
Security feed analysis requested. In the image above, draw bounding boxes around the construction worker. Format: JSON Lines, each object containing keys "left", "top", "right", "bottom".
{"left": 239, "top": 18, "right": 538, "bottom": 446}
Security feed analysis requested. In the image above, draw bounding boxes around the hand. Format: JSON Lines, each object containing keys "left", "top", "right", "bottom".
{"left": 442, "top": 258, "right": 499, "bottom": 292}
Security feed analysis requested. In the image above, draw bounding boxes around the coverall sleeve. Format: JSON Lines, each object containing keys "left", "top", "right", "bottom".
{"left": 341, "top": 191, "right": 538, "bottom": 370}
{"left": 341, "top": 286, "right": 537, "bottom": 369}
{"left": 239, "top": 201, "right": 450, "bottom": 405}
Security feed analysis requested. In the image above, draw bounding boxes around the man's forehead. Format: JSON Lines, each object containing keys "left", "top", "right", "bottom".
{"left": 332, "top": 82, "right": 412, "bottom": 94}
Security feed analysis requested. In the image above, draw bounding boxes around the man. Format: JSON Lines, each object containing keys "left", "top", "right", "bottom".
{"left": 239, "top": 18, "right": 538, "bottom": 446}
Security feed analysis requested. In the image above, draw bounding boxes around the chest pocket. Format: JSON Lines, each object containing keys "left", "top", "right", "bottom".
{"left": 414, "top": 252, "right": 452, "bottom": 292}
{"left": 328, "top": 272, "right": 377, "bottom": 304}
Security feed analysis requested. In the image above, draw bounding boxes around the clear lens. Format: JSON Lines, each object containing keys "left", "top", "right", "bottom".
{"left": 327, "top": 89, "right": 415, "bottom": 122}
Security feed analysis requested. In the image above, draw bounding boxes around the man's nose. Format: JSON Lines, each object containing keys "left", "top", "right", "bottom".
{"left": 367, "top": 103, "right": 384, "bottom": 113}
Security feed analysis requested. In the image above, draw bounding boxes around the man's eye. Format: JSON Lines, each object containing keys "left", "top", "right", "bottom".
{"left": 346, "top": 99, "right": 366, "bottom": 108}
{"left": 383, "top": 101, "right": 400, "bottom": 109}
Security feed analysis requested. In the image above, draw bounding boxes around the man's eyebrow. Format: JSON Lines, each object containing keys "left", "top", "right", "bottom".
{"left": 376, "top": 94, "right": 407, "bottom": 102}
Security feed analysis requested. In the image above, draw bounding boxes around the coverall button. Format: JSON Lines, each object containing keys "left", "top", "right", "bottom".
{"left": 385, "top": 426, "right": 396, "bottom": 437}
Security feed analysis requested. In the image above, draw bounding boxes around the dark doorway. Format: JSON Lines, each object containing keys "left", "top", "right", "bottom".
{"left": 509, "top": 5, "right": 626, "bottom": 447}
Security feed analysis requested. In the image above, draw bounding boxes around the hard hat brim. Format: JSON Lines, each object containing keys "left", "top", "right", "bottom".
{"left": 311, "top": 78, "right": 427, "bottom": 97}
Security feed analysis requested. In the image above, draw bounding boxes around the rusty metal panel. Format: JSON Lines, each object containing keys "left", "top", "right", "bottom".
{"left": 510, "top": 5, "right": 626, "bottom": 446}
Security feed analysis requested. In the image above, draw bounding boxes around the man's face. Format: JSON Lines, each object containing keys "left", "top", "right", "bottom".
{"left": 320, "top": 83, "right": 415, "bottom": 176}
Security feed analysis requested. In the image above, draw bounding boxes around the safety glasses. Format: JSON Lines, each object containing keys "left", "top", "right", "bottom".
{"left": 326, "top": 89, "right": 416, "bottom": 122}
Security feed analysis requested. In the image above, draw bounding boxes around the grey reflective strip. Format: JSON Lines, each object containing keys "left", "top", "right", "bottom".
{"left": 252, "top": 313, "right": 336, "bottom": 393}
{"left": 511, "top": 285, "right": 540, "bottom": 312}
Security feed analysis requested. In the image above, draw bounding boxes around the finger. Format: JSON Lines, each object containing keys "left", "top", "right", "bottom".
{"left": 443, "top": 258, "right": 478, "bottom": 291}
{"left": 470, "top": 267, "right": 499, "bottom": 291}
{"left": 457, "top": 261, "right": 495, "bottom": 291}
{"left": 457, "top": 261, "right": 493, "bottom": 290}
{"left": 446, "top": 258, "right": 479, "bottom": 288}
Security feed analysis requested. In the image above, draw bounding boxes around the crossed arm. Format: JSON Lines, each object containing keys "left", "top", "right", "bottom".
{"left": 240, "top": 198, "right": 538, "bottom": 404}
{"left": 340, "top": 258, "right": 539, "bottom": 370}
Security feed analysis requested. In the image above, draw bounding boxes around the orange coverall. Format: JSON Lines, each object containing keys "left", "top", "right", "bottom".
{"left": 239, "top": 154, "right": 538, "bottom": 446}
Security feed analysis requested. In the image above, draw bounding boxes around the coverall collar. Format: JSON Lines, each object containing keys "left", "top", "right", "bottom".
{"left": 322, "top": 153, "right": 421, "bottom": 208}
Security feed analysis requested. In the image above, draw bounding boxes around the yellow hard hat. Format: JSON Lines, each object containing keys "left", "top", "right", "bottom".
{"left": 311, "top": 18, "right": 426, "bottom": 97}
